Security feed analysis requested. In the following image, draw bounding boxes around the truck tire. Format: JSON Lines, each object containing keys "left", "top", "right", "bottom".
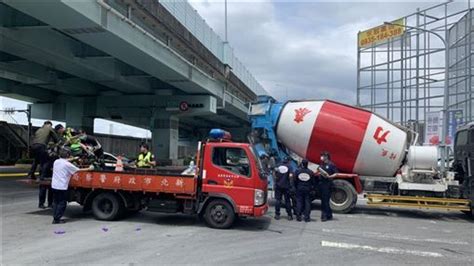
{"left": 331, "top": 179, "right": 357, "bottom": 213}
{"left": 91, "top": 192, "right": 124, "bottom": 221}
{"left": 203, "top": 199, "right": 235, "bottom": 229}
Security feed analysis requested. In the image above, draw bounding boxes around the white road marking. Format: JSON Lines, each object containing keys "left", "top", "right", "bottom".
{"left": 282, "top": 252, "right": 306, "bottom": 258}
{"left": 321, "top": 241, "right": 443, "bottom": 257}
{"left": 322, "top": 229, "right": 469, "bottom": 245}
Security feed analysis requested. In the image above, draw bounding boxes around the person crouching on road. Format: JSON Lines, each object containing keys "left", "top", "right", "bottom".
{"left": 294, "top": 159, "right": 316, "bottom": 222}
{"left": 51, "top": 147, "right": 92, "bottom": 224}
{"left": 318, "top": 151, "right": 338, "bottom": 222}
{"left": 136, "top": 143, "right": 156, "bottom": 168}
{"left": 274, "top": 157, "right": 293, "bottom": 221}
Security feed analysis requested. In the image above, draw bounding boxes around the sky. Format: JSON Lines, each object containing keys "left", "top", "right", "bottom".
{"left": 188, "top": 0, "right": 468, "bottom": 103}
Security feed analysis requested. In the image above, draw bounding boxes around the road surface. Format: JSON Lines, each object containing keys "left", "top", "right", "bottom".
{"left": 1, "top": 175, "right": 472, "bottom": 264}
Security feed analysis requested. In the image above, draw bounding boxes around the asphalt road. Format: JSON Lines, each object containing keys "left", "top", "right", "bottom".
{"left": 1, "top": 176, "right": 473, "bottom": 265}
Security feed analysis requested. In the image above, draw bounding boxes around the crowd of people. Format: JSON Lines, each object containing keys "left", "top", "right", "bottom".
{"left": 271, "top": 152, "right": 338, "bottom": 222}
{"left": 28, "top": 121, "right": 159, "bottom": 224}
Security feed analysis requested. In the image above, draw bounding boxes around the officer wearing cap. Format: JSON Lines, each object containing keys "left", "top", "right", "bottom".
{"left": 273, "top": 157, "right": 293, "bottom": 221}
{"left": 293, "top": 159, "right": 316, "bottom": 222}
{"left": 318, "top": 151, "right": 338, "bottom": 222}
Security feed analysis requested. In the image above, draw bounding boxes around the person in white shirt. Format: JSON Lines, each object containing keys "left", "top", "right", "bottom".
{"left": 51, "top": 147, "right": 92, "bottom": 224}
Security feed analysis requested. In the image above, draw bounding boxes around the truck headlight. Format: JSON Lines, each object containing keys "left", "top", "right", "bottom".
{"left": 254, "top": 189, "right": 265, "bottom": 206}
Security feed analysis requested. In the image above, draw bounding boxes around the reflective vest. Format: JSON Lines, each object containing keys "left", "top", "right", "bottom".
{"left": 65, "top": 128, "right": 81, "bottom": 153}
{"left": 137, "top": 152, "right": 153, "bottom": 168}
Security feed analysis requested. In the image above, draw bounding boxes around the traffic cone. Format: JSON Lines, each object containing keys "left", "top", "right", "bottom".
{"left": 115, "top": 155, "right": 124, "bottom": 172}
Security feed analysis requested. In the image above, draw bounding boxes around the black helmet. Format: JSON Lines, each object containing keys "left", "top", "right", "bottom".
{"left": 54, "top": 124, "right": 64, "bottom": 131}
{"left": 301, "top": 159, "right": 309, "bottom": 168}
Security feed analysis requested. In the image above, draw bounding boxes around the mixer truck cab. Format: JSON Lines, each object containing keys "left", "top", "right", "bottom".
{"left": 453, "top": 123, "right": 474, "bottom": 215}
{"left": 29, "top": 129, "right": 268, "bottom": 229}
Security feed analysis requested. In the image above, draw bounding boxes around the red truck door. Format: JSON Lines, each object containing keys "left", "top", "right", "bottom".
{"left": 201, "top": 142, "right": 258, "bottom": 214}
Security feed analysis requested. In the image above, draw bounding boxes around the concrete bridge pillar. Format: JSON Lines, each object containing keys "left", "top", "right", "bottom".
{"left": 151, "top": 113, "right": 179, "bottom": 160}
{"left": 30, "top": 97, "right": 96, "bottom": 133}
{"left": 64, "top": 98, "right": 95, "bottom": 134}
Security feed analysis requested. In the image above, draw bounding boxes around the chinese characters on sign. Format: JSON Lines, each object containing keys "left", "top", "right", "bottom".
{"left": 425, "top": 110, "right": 464, "bottom": 146}
{"left": 358, "top": 18, "right": 406, "bottom": 48}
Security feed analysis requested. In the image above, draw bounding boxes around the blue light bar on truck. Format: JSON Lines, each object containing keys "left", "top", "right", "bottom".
{"left": 209, "top": 128, "right": 232, "bottom": 140}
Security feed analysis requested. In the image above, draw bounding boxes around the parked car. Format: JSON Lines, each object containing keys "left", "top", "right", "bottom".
{"left": 102, "top": 152, "right": 132, "bottom": 170}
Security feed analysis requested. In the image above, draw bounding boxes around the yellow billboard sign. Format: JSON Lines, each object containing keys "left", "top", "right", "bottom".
{"left": 358, "top": 18, "right": 406, "bottom": 48}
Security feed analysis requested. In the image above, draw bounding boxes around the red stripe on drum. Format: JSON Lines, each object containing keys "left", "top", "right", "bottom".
{"left": 305, "top": 101, "right": 372, "bottom": 173}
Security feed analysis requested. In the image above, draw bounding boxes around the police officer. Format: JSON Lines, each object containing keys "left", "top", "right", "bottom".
{"left": 293, "top": 159, "right": 316, "bottom": 222}
{"left": 318, "top": 151, "right": 338, "bottom": 222}
{"left": 136, "top": 143, "right": 156, "bottom": 168}
{"left": 273, "top": 157, "right": 293, "bottom": 221}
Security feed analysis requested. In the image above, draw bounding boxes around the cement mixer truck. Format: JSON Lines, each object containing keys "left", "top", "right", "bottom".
{"left": 249, "top": 95, "right": 473, "bottom": 215}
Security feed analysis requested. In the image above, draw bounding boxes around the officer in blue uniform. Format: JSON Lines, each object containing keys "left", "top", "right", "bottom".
{"left": 273, "top": 157, "right": 293, "bottom": 221}
{"left": 318, "top": 151, "right": 338, "bottom": 222}
{"left": 293, "top": 159, "right": 316, "bottom": 222}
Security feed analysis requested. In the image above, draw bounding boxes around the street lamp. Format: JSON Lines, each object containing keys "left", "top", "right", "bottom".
{"left": 384, "top": 21, "right": 450, "bottom": 174}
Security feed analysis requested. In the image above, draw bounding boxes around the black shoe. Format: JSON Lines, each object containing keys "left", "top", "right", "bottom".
{"left": 321, "top": 217, "right": 328, "bottom": 222}
{"left": 274, "top": 214, "right": 280, "bottom": 220}
{"left": 28, "top": 175, "right": 36, "bottom": 180}
{"left": 287, "top": 216, "right": 293, "bottom": 221}
{"left": 296, "top": 216, "right": 302, "bottom": 222}
{"left": 38, "top": 204, "right": 46, "bottom": 209}
{"left": 52, "top": 219, "right": 66, "bottom": 224}
{"left": 47, "top": 204, "right": 52, "bottom": 208}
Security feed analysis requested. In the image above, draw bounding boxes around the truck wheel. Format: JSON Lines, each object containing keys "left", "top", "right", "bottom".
{"left": 331, "top": 179, "right": 357, "bottom": 213}
{"left": 92, "top": 192, "right": 124, "bottom": 221}
{"left": 203, "top": 199, "right": 235, "bottom": 229}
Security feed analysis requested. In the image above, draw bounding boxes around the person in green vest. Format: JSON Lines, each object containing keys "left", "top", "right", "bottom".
{"left": 64, "top": 127, "right": 83, "bottom": 156}
{"left": 136, "top": 143, "right": 156, "bottom": 168}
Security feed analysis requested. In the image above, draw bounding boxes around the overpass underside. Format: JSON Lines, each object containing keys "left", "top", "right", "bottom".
{"left": 0, "top": 0, "right": 256, "bottom": 159}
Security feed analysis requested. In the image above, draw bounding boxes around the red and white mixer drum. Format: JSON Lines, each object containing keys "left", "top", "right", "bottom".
{"left": 276, "top": 100, "right": 408, "bottom": 176}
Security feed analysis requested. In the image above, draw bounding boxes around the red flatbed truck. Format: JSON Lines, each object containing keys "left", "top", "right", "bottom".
{"left": 30, "top": 133, "right": 269, "bottom": 229}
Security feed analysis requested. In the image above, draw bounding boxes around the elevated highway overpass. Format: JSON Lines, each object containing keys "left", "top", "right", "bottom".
{"left": 0, "top": 0, "right": 267, "bottom": 159}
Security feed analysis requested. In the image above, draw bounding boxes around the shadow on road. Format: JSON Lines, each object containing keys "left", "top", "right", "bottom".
{"left": 24, "top": 205, "right": 273, "bottom": 231}
{"left": 266, "top": 198, "right": 473, "bottom": 222}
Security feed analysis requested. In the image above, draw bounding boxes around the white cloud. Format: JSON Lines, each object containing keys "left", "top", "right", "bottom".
{"left": 189, "top": 0, "right": 454, "bottom": 103}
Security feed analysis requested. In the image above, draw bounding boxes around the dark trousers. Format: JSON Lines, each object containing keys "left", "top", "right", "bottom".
{"left": 31, "top": 144, "right": 51, "bottom": 179}
{"left": 27, "top": 159, "right": 39, "bottom": 178}
{"left": 296, "top": 189, "right": 311, "bottom": 220}
{"left": 320, "top": 181, "right": 333, "bottom": 219}
{"left": 289, "top": 192, "right": 297, "bottom": 215}
{"left": 52, "top": 189, "right": 68, "bottom": 221}
{"left": 274, "top": 187, "right": 292, "bottom": 216}
{"left": 39, "top": 185, "right": 53, "bottom": 206}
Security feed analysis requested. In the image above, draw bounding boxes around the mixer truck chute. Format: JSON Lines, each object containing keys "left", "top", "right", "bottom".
{"left": 249, "top": 95, "right": 473, "bottom": 215}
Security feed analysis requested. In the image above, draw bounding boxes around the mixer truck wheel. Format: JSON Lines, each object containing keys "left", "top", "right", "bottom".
{"left": 330, "top": 179, "right": 357, "bottom": 213}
